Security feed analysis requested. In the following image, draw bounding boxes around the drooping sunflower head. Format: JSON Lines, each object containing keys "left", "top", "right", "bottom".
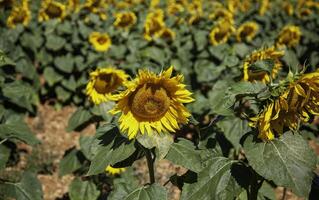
{"left": 157, "top": 27, "right": 176, "bottom": 41}
{"left": 209, "top": 19, "right": 235, "bottom": 46}
{"left": 89, "top": 32, "right": 112, "bottom": 52}
{"left": 38, "top": 0, "right": 67, "bottom": 22}
{"left": 113, "top": 11, "right": 137, "bottom": 29}
{"left": 209, "top": 7, "right": 233, "bottom": 21}
{"left": 110, "top": 66, "right": 194, "bottom": 139}
{"left": 143, "top": 9, "right": 165, "bottom": 41}
{"left": 86, "top": 67, "right": 128, "bottom": 105}
{"left": 105, "top": 165, "right": 126, "bottom": 175}
{"left": 276, "top": 25, "right": 302, "bottom": 48}
{"left": 6, "top": 0, "right": 31, "bottom": 28}
{"left": 243, "top": 46, "right": 285, "bottom": 83}
{"left": 236, "top": 21, "right": 259, "bottom": 42}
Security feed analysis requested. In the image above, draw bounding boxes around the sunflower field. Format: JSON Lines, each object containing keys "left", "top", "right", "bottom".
{"left": 1, "top": 0, "right": 319, "bottom": 199}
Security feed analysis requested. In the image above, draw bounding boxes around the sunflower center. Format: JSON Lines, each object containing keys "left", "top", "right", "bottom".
{"left": 94, "top": 73, "right": 119, "bottom": 94}
{"left": 13, "top": 10, "right": 27, "bottom": 23}
{"left": 131, "top": 84, "right": 170, "bottom": 120}
{"left": 241, "top": 26, "right": 254, "bottom": 37}
{"left": 46, "top": 3, "right": 63, "bottom": 18}
{"left": 97, "top": 36, "right": 107, "bottom": 44}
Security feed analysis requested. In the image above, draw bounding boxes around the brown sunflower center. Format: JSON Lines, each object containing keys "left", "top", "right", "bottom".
{"left": 131, "top": 84, "right": 170, "bottom": 120}
{"left": 241, "top": 26, "right": 254, "bottom": 37}
{"left": 13, "top": 10, "right": 27, "bottom": 23}
{"left": 97, "top": 36, "right": 108, "bottom": 44}
{"left": 118, "top": 14, "right": 133, "bottom": 27}
{"left": 46, "top": 3, "right": 63, "bottom": 18}
{"left": 94, "top": 73, "right": 119, "bottom": 94}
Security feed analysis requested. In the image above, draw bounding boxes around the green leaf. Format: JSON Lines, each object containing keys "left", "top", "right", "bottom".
{"left": 55, "top": 86, "right": 71, "bottom": 102}
{"left": 0, "top": 50, "right": 15, "bottom": 67}
{"left": 62, "top": 76, "right": 77, "bottom": 91}
{"left": 43, "top": 67, "right": 63, "bottom": 86}
{"left": 59, "top": 149, "right": 82, "bottom": 176}
{"left": 140, "top": 47, "right": 165, "bottom": 65}
{"left": 1, "top": 172, "right": 43, "bottom": 200}
{"left": 249, "top": 59, "right": 275, "bottom": 74}
{"left": 125, "top": 184, "right": 168, "bottom": 200}
{"left": 69, "top": 178, "right": 100, "bottom": 200}
{"left": 54, "top": 54, "right": 74, "bottom": 73}
{"left": 20, "top": 32, "right": 43, "bottom": 53}
{"left": 243, "top": 133, "right": 316, "bottom": 197}
{"left": 165, "top": 139, "right": 203, "bottom": 172}
{"left": 46, "top": 34, "right": 66, "bottom": 51}
{"left": 137, "top": 133, "right": 174, "bottom": 159}
{"left": 208, "top": 80, "right": 233, "bottom": 116}
{"left": 180, "top": 157, "right": 242, "bottom": 200}
{"left": 216, "top": 117, "right": 250, "bottom": 149}
{"left": 194, "top": 59, "right": 221, "bottom": 82}
{"left": 0, "top": 144, "right": 10, "bottom": 170}
{"left": 66, "top": 107, "right": 93, "bottom": 132}
{"left": 0, "top": 121, "right": 39, "bottom": 145}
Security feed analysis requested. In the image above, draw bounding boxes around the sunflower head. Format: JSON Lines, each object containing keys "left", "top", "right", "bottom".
{"left": 67, "top": 0, "right": 81, "bottom": 12}
{"left": 167, "top": 2, "right": 184, "bottom": 16}
{"left": 113, "top": 11, "right": 137, "bottom": 29}
{"left": 157, "top": 27, "right": 176, "bottom": 41}
{"left": 297, "top": 7, "right": 312, "bottom": 19}
{"left": 187, "top": 0, "right": 203, "bottom": 24}
{"left": 236, "top": 21, "right": 259, "bottom": 42}
{"left": 258, "top": 0, "right": 270, "bottom": 16}
{"left": 6, "top": 0, "right": 31, "bottom": 28}
{"left": 110, "top": 66, "right": 194, "bottom": 139}
{"left": 282, "top": 1, "right": 294, "bottom": 16}
{"left": 209, "top": 19, "right": 234, "bottom": 46}
{"left": 143, "top": 9, "right": 165, "bottom": 41}
{"left": 209, "top": 7, "right": 233, "bottom": 21}
{"left": 89, "top": 32, "right": 112, "bottom": 52}
{"left": 105, "top": 165, "right": 126, "bottom": 175}
{"left": 243, "top": 46, "right": 285, "bottom": 83}
{"left": 84, "top": 0, "right": 108, "bottom": 20}
{"left": 276, "top": 25, "right": 302, "bottom": 48}
{"left": 38, "top": 0, "right": 67, "bottom": 22}
{"left": 86, "top": 67, "right": 128, "bottom": 105}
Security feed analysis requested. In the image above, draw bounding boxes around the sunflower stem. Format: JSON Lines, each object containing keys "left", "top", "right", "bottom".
{"left": 145, "top": 148, "right": 155, "bottom": 184}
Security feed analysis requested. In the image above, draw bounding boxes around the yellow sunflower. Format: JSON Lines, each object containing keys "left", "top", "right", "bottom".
{"left": 258, "top": 0, "right": 270, "bottom": 16}
{"left": 167, "top": 2, "right": 184, "bottom": 16}
{"left": 209, "top": 7, "right": 233, "bottom": 21}
{"left": 67, "top": 0, "right": 80, "bottom": 12}
{"left": 209, "top": 19, "right": 235, "bottom": 46}
{"left": 110, "top": 66, "right": 194, "bottom": 139}
{"left": 105, "top": 165, "right": 126, "bottom": 175}
{"left": 38, "top": 0, "right": 67, "bottom": 22}
{"left": 113, "top": 11, "right": 137, "bottom": 29}
{"left": 236, "top": 21, "right": 259, "bottom": 42}
{"left": 143, "top": 9, "right": 165, "bottom": 41}
{"left": 158, "top": 27, "right": 176, "bottom": 41}
{"left": 276, "top": 25, "right": 302, "bottom": 48}
{"left": 84, "top": 0, "right": 108, "bottom": 20}
{"left": 6, "top": 0, "right": 31, "bottom": 28}
{"left": 282, "top": 1, "right": 294, "bottom": 16}
{"left": 187, "top": 0, "right": 203, "bottom": 24}
{"left": 89, "top": 32, "right": 112, "bottom": 52}
{"left": 86, "top": 67, "right": 128, "bottom": 105}
{"left": 243, "top": 46, "right": 285, "bottom": 83}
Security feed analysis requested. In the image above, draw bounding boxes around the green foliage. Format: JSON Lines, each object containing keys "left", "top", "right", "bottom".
{"left": 69, "top": 178, "right": 100, "bottom": 200}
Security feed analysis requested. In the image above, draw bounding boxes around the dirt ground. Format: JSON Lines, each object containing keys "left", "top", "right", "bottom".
{"left": 18, "top": 105, "right": 317, "bottom": 200}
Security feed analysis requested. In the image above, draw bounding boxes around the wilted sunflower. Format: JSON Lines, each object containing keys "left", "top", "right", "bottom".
{"left": 38, "top": 0, "right": 67, "bottom": 22}
{"left": 113, "top": 11, "right": 137, "bottom": 29}
{"left": 89, "top": 32, "right": 112, "bottom": 52}
{"left": 209, "top": 19, "right": 235, "bottom": 46}
{"left": 84, "top": 0, "right": 108, "bottom": 20}
{"left": 6, "top": 0, "right": 31, "bottom": 28}
{"left": 143, "top": 9, "right": 165, "bottom": 41}
{"left": 236, "top": 21, "right": 259, "bottom": 42}
{"left": 110, "top": 67, "right": 194, "bottom": 139}
{"left": 243, "top": 46, "right": 284, "bottom": 83}
{"left": 105, "top": 165, "right": 126, "bottom": 175}
{"left": 276, "top": 25, "right": 301, "bottom": 48}
{"left": 86, "top": 67, "right": 128, "bottom": 105}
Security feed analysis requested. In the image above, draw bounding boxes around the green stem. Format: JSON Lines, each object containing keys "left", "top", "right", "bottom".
{"left": 0, "top": 138, "right": 8, "bottom": 145}
{"left": 145, "top": 148, "right": 155, "bottom": 184}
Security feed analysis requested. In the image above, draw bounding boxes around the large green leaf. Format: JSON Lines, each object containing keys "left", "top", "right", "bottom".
{"left": 125, "top": 184, "right": 167, "bottom": 200}
{"left": 208, "top": 80, "right": 233, "bottom": 116}
{"left": 0, "top": 144, "right": 10, "bottom": 170}
{"left": 59, "top": 149, "right": 82, "bottom": 176}
{"left": 0, "top": 121, "right": 39, "bottom": 145}
{"left": 180, "top": 157, "right": 242, "bottom": 200}
{"left": 43, "top": 67, "right": 63, "bottom": 86}
{"left": 66, "top": 107, "right": 93, "bottom": 132}
{"left": 0, "top": 50, "right": 15, "bottom": 67}
{"left": 46, "top": 34, "right": 66, "bottom": 51}
{"left": 165, "top": 139, "right": 203, "bottom": 173}
{"left": 69, "top": 178, "right": 100, "bottom": 200}
{"left": 54, "top": 54, "right": 74, "bottom": 73}
{"left": 0, "top": 172, "right": 43, "bottom": 200}
{"left": 243, "top": 133, "right": 316, "bottom": 197}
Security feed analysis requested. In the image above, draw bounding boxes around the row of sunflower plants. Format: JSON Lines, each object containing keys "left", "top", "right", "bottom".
{"left": 0, "top": 51, "right": 43, "bottom": 200}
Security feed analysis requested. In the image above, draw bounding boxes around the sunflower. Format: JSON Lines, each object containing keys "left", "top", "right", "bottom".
{"left": 282, "top": 1, "right": 294, "bottom": 16}
{"left": 236, "top": 21, "right": 259, "bottom": 42}
{"left": 67, "top": 0, "right": 80, "bottom": 12}
{"left": 276, "top": 25, "right": 301, "bottom": 48}
{"left": 113, "top": 11, "right": 137, "bottom": 29}
{"left": 38, "top": 0, "right": 67, "bottom": 22}
{"left": 143, "top": 9, "right": 165, "bottom": 41}
{"left": 89, "top": 32, "right": 112, "bottom": 52}
{"left": 6, "top": 0, "right": 31, "bottom": 28}
{"left": 158, "top": 27, "right": 176, "bottom": 41}
{"left": 110, "top": 67, "right": 194, "bottom": 139}
{"left": 84, "top": 0, "right": 108, "bottom": 20}
{"left": 258, "top": 0, "right": 270, "bottom": 16}
{"left": 243, "top": 46, "right": 285, "bottom": 83}
{"left": 209, "top": 7, "right": 233, "bottom": 21}
{"left": 167, "top": 2, "right": 184, "bottom": 16}
{"left": 105, "top": 165, "right": 126, "bottom": 175}
{"left": 86, "top": 67, "right": 128, "bottom": 105}
{"left": 209, "top": 19, "right": 235, "bottom": 46}
{"left": 187, "top": 0, "right": 203, "bottom": 24}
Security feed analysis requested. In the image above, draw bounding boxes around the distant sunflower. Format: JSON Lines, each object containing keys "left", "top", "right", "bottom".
{"left": 143, "top": 9, "right": 165, "bottom": 41}
{"left": 113, "top": 11, "right": 137, "bottom": 29}
{"left": 105, "top": 165, "right": 126, "bottom": 175}
{"left": 276, "top": 25, "right": 301, "bottom": 48}
{"left": 209, "top": 7, "right": 233, "bottom": 21}
{"left": 6, "top": 0, "right": 31, "bottom": 28}
{"left": 89, "top": 32, "right": 112, "bottom": 52}
{"left": 110, "top": 67, "right": 194, "bottom": 139}
{"left": 84, "top": 0, "right": 108, "bottom": 20}
{"left": 243, "top": 46, "right": 284, "bottom": 83}
{"left": 158, "top": 27, "right": 176, "bottom": 41}
{"left": 86, "top": 67, "right": 128, "bottom": 105}
{"left": 167, "top": 2, "right": 184, "bottom": 16}
{"left": 38, "top": 0, "right": 67, "bottom": 22}
{"left": 258, "top": 0, "right": 270, "bottom": 16}
{"left": 67, "top": 0, "right": 80, "bottom": 12}
{"left": 236, "top": 21, "right": 259, "bottom": 42}
{"left": 209, "top": 19, "right": 235, "bottom": 46}
{"left": 187, "top": 0, "right": 203, "bottom": 24}
{"left": 282, "top": 1, "right": 294, "bottom": 16}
